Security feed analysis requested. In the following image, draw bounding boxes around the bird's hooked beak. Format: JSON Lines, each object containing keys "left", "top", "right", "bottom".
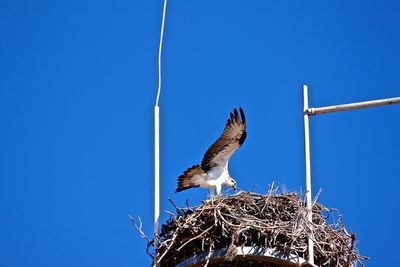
{"left": 232, "top": 183, "right": 238, "bottom": 194}
{"left": 230, "top": 178, "right": 237, "bottom": 191}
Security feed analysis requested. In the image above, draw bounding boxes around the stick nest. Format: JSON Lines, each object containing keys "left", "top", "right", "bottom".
{"left": 150, "top": 191, "right": 367, "bottom": 266}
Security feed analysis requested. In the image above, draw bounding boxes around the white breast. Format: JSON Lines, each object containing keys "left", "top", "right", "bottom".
{"left": 202, "top": 165, "right": 229, "bottom": 187}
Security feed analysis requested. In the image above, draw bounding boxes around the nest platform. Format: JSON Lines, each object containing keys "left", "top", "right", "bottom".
{"left": 153, "top": 191, "right": 366, "bottom": 267}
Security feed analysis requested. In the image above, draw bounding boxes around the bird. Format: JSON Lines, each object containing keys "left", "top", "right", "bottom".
{"left": 176, "top": 107, "right": 247, "bottom": 197}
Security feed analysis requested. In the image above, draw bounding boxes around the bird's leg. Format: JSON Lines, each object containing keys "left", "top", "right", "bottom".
{"left": 216, "top": 183, "right": 222, "bottom": 196}
{"left": 209, "top": 187, "right": 215, "bottom": 198}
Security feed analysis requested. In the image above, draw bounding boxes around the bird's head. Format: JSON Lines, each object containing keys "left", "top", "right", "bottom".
{"left": 225, "top": 177, "right": 237, "bottom": 190}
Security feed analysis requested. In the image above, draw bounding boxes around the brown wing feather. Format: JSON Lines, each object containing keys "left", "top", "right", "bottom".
{"left": 201, "top": 107, "right": 247, "bottom": 171}
{"left": 176, "top": 164, "right": 208, "bottom": 192}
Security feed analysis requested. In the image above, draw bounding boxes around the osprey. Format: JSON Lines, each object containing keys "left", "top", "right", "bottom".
{"left": 176, "top": 107, "right": 247, "bottom": 197}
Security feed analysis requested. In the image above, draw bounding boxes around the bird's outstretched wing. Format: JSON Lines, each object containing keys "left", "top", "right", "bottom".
{"left": 176, "top": 164, "right": 208, "bottom": 192}
{"left": 201, "top": 107, "right": 247, "bottom": 172}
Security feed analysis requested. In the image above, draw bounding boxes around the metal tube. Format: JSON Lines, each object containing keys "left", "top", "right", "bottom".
{"left": 155, "top": 0, "right": 168, "bottom": 107}
{"left": 154, "top": 106, "right": 160, "bottom": 266}
{"left": 154, "top": 0, "right": 167, "bottom": 265}
{"left": 307, "top": 96, "right": 400, "bottom": 116}
{"left": 302, "top": 85, "right": 314, "bottom": 265}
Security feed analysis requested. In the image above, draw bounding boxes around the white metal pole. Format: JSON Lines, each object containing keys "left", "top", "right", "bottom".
{"left": 301, "top": 86, "right": 399, "bottom": 266}
{"left": 154, "top": 105, "right": 160, "bottom": 251}
{"left": 155, "top": 0, "right": 167, "bottom": 107}
{"left": 302, "top": 85, "right": 314, "bottom": 265}
{"left": 154, "top": 0, "right": 167, "bottom": 265}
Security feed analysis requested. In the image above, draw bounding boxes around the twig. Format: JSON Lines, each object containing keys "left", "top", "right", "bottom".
{"left": 129, "top": 215, "right": 154, "bottom": 258}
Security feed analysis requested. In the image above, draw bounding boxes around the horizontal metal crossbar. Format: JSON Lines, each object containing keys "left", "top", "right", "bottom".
{"left": 306, "top": 96, "right": 400, "bottom": 116}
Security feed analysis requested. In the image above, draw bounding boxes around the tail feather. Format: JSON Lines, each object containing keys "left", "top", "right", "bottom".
{"left": 176, "top": 164, "right": 207, "bottom": 192}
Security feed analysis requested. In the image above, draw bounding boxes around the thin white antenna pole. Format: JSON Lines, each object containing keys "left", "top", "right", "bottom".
{"left": 154, "top": 106, "right": 160, "bottom": 246}
{"left": 154, "top": 0, "right": 167, "bottom": 265}
{"left": 302, "top": 85, "right": 314, "bottom": 265}
{"left": 155, "top": 0, "right": 168, "bottom": 107}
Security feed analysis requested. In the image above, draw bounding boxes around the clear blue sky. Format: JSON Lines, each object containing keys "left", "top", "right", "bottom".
{"left": 1, "top": 1, "right": 399, "bottom": 266}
